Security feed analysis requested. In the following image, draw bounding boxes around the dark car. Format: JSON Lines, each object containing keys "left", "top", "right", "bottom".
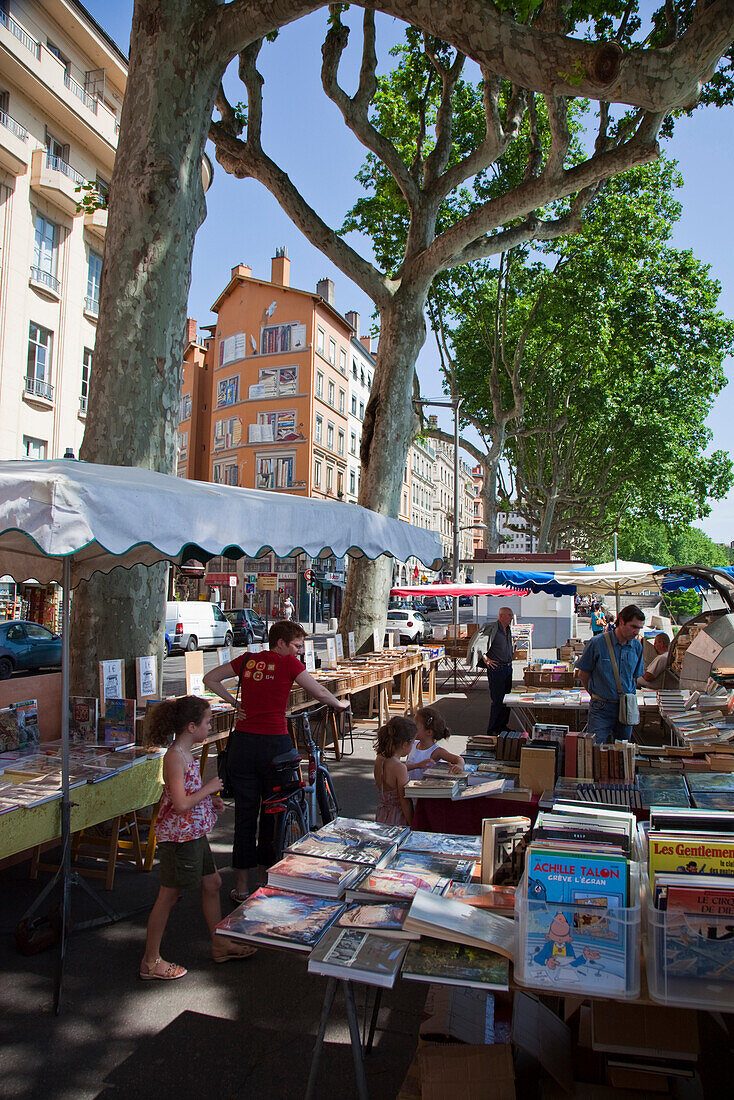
{"left": 225, "top": 608, "right": 268, "bottom": 646}
{"left": 0, "top": 620, "right": 62, "bottom": 679}
{"left": 422, "top": 596, "right": 440, "bottom": 613}
{"left": 459, "top": 595, "right": 473, "bottom": 606}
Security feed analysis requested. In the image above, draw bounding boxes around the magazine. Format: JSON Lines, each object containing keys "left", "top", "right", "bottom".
{"left": 402, "top": 939, "right": 510, "bottom": 992}
{"left": 400, "top": 831, "right": 482, "bottom": 862}
{"left": 215, "top": 887, "right": 345, "bottom": 951}
{"left": 308, "top": 928, "right": 408, "bottom": 988}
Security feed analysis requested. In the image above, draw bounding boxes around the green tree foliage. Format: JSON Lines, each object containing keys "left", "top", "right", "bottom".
{"left": 612, "top": 517, "right": 734, "bottom": 568}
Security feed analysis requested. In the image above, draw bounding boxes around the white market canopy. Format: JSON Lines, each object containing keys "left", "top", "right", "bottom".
{"left": 0, "top": 460, "right": 443, "bottom": 586}
{"left": 496, "top": 559, "right": 692, "bottom": 597}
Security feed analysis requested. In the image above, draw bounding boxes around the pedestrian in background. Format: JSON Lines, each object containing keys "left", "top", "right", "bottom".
{"left": 578, "top": 604, "right": 645, "bottom": 744}
{"left": 282, "top": 595, "right": 294, "bottom": 621}
{"left": 481, "top": 606, "right": 515, "bottom": 735}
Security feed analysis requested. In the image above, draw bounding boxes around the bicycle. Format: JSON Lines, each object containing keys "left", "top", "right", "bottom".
{"left": 263, "top": 704, "right": 351, "bottom": 862}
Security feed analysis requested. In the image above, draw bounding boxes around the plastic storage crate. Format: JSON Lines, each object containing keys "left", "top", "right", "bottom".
{"left": 514, "top": 865, "right": 641, "bottom": 1000}
{"left": 646, "top": 883, "right": 734, "bottom": 1010}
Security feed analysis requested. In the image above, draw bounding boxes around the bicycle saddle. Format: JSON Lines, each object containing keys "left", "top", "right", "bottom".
{"left": 271, "top": 748, "right": 302, "bottom": 769}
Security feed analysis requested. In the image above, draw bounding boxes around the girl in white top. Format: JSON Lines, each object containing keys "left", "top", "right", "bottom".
{"left": 406, "top": 706, "right": 464, "bottom": 781}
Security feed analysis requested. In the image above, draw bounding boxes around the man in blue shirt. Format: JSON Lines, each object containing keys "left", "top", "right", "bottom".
{"left": 577, "top": 604, "right": 645, "bottom": 744}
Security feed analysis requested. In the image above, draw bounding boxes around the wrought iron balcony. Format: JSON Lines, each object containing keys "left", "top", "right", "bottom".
{"left": 25, "top": 376, "right": 54, "bottom": 402}
{"left": 29, "top": 266, "right": 60, "bottom": 294}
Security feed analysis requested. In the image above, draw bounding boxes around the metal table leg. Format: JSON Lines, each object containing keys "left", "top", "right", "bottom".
{"left": 305, "top": 976, "right": 338, "bottom": 1100}
{"left": 343, "top": 980, "right": 369, "bottom": 1100}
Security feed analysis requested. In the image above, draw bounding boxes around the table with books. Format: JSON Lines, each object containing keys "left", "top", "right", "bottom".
{"left": 0, "top": 743, "right": 164, "bottom": 867}
{"left": 212, "top": 799, "right": 734, "bottom": 1097}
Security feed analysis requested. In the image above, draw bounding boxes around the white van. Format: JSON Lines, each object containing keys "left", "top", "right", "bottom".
{"left": 165, "top": 601, "right": 233, "bottom": 652}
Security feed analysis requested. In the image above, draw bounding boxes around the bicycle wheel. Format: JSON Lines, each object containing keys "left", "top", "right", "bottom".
{"left": 316, "top": 768, "right": 339, "bottom": 826}
{"left": 275, "top": 799, "right": 307, "bottom": 862}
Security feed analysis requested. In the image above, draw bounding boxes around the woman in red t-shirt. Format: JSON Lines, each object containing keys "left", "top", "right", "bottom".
{"left": 204, "top": 620, "right": 348, "bottom": 902}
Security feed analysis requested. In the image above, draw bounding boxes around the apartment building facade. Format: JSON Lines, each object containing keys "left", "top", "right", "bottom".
{"left": 0, "top": 0, "right": 126, "bottom": 463}
{"left": 343, "top": 309, "right": 374, "bottom": 505}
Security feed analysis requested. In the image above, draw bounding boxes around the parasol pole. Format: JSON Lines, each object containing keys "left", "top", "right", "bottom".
{"left": 613, "top": 531, "right": 620, "bottom": 618}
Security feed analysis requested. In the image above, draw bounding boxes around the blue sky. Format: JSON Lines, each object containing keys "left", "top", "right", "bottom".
{"left": 89, "top": 2, "right": 732, "bottom": 546}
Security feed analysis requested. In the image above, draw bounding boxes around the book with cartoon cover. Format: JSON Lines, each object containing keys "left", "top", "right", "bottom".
{"left": 648, "top": 833, "right": 734, "bottom": 888}
{"left": 69, "top": 697, "right": 99, "bottom": 743}
{"left": 654, "top": 874, "right": 734, "bottom": 982}
{"left": 215, "top": 887, "right": 345, "bottom": 951}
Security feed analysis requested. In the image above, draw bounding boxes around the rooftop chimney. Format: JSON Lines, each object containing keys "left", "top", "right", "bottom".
{"left": 345, "top": 310, "right": 360, "bottom": 338}
{"left": 185, "top": 317, "right": 197, "bottom": 345}
{"left": 231, "top": 263, "right": 252, "bottom": 280}
{"left": 316, "top": 277, "right": 335, "bottom": 307}
{"left": 428, "top": 414, "right": 438, "bottom": 429}
{"left": 271, "top": 246, "right": 290, "bottom": 287}
{"left": 360, "top": 335, "right": 373, "bottom": 354}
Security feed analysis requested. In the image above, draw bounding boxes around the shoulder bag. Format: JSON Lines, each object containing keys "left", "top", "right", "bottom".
{"left": 216, "top": 665, "right": 243, "bottom": 799}
{"left": 603, "top": 631, "right": 640, "bottom": 726}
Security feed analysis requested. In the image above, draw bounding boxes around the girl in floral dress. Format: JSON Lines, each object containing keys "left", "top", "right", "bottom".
{"left": 373, "top": 716, "right": 416, "bottom": 828}
{"left": 139, "top": 696, "right": 254, "bottom": 980}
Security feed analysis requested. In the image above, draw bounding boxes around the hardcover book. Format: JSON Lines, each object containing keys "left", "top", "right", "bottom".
{"left": 0, "top": 708, "right": 20, "bottom": 752}
{"left": 69, "top": 697, "right": 99, "bottom": 743}
{"left": 307, "top": 928, "right": 408, "bottom": 988}
{"left": 214, "top": 887, "right": 345, "bottom": 951}
{"left": 692, "top": 792, "right": 734, "bottom": 811}
{"left": 648, "top": 833, "right": 734, "bottom": 888}
{"left": 685, "top": 773, "right": 734, "bottom": 792}
{"left": 404, "top": 889, "right": 516, "bottom": 959}
{"left": 267, "top": 853, "right": 363, "bottom": 897}
{"left": 336, "top": 901, "right": 417, "bottom": 939}
{"left": 346, "top": 866, "right": 450, "bottom": 903}
{"left": 654, "top": 875, "right": 734, "bottom": 981}
{"left": 102, "top": 698, "right": 136, "bottom": 747}
{"left": 480, "top": 817, "right": 531, "bottom": 885}
{"left": 525, "top": 845, "right": 629, "bottom": 908}
{"left": 286, "top": 833, "right": 393, "bottom": 868}
{"left": 317, "top": 816, "right": 410, "bottom": 846}
{"left": 389, "top": 850, "right": 476, "bottom": 883}
{"left": 402, "top": 938, "right": 510, "bottom": 991}
{"left": 11, "top": 700, "right": 39, "bottom": 749}
{"left": 443, "top": 882, "right": 516, "bottom": 915}
{"left": 400, "top": 830, "right": 482, "bottom": 862}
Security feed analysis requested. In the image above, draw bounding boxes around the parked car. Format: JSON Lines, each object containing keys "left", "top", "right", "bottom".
{"left": 384, "top": 609, "right": 432, "bottom": 644}
{"left": 165, "top": 600, "right": 233, "bottom": 653}
{"left": 413, "top": 611, "right": 434, "bottom": 639}
{"left": 164, "top": 632, "right": 171, "bottom": 658}
{"left": 422, "top": 596, "right": 440, "bottom": 613}
{"left": 459, "top": 595, "right": 473, "bottom": 606}
{"left": 225, "top": 607, "right": 268, "bottom": 647}
{"left": 0, "top": 620, "right": 62, "bottom": 679}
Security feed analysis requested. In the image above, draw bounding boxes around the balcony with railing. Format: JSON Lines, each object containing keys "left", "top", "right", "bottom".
{"left": 29, "top": 265, "right": 61, "bottom": 299}
{"left": 64, "top": 71, "right": 97, "bottom": 115}
{"left": 0, "top": 107, "right": 29, "bottom": 175}
{"left": 84, "top": 295, "right": 99, "bottom": 318}
{"left": 30, "top": 148, "right": 86, "bottom": 216}
{"left": 0, "top": 7, "right": 41, "bottom": 58}
{"left": 83, "top": 198, "right": 108, "bottom": 240}
{"left": 24, "top": 376, "right": 54, "bottom": 406}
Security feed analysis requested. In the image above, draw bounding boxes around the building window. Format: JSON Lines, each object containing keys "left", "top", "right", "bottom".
{"left": 315, "top": 414, "right": 323, "bottom": 444}
{"left": 32, "top": 213, "right": 59, "bottom": 293}
{"left": 352, "top": 358, "right": 358, "bottom": 378}
{"left": 350, "top": 469, "right": 356, "bottom": 495}
{"left": 23, "top": 436, "right": 47, "bottom": 460}
{"left": 351, "top": 394, "right": 357, "bottom": 416}
{"left": 26, "top": 323, "right": 53, "bottom": 400}
{"left": 328, "top": 337, "right": 336, "bottom": 365}
{"left": 337, "top": 429, "right": 345, "bottom": 456}
{"left": 328, "top": 380, "right": 335, "bottom": 406}
{"left": 80, "top": 347, "right": 92, "bottom": 414}
{"left": 253, "top": 365, "right": 297, "bottom": 397}
{"left": 326, "top": 465, "right": 334, "bottom": 494}
{"left": 261, "top": 322, "right": 305, "bottom": 354}
{"left": 216, "top": 375, "right": 239, "bottom": 408}
{"left": 359, "top": 402, "right": 364, "bottom": 420}
{"left": 256, "top": 452, "right": 295, "bottom": 489}
{"left": 219, "top": 331, "right": 247, "bottom": 366}
{"left": 178, "top": 429, "right": 188, "bottom": 457}
{"left": 314, "top": 458, "right": 322, "bottom": 488}
{"left": 339, "top": 348, "right": 347, "bottom": 374}
{"left": 252, "top": 409, "right": 299, "bottom": 442}
{"left": 368, "top": 374, "right": 372, "bottom": 387}
{"left": 337, "top": 470, "right": 344, "bottom": 498}
{"left": 350, "top": 432, "right": 357, "bottom": 455}
{"left": 317, "top": 327, "right": 325, "bottom": 356}
{"left": 213, "top": 416, "right": 242, "bottom": 451}
{"left": 316, "top": 371, "right": 323, "bottom": 398}
{"left": 86, "top": 249, "right": 102, "bottom": 314}
{"left": 338, "top": 388, "right": 345, "bottom": 413}
{"left": 326, "top": 422, "right": 334, "bottom": 450}
{"left": 180, "top": 392, "right": 192, "bottom": 421}
{"left": 212, "top": 461, "right": 238, "bottom": 485}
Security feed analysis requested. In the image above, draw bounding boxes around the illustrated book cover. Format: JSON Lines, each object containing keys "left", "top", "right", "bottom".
{"left": 443, "top": 882, "right": 516, "bottom": 914}
{"left": 346, "top": 866, "right": 450, "bottom": 903}
{"left": 69, "top": 696, "right": 99, "bottom": 743}
{"left": 102, "top": 698, "right": 136, "bottom": 746}
{"left": 267, "top": 853, "right": 363, "bottom": 897}
{"left": 404, "top": 889, "right": 515, "bottom": 959}
{"left": 389, "top": 849, "right": 476, "bottom": 883}
{"left": 307, "top": 927, "right": 408, "bottom": 988}
{"left": 399, "top": 830, "right": 482, "bottom": 862}
{"left": 648, "top": 833, "right": 734, "bottom": 888}
{"left": 336, "top": 901, "right": 417, "bottom": 940}
{"left": 11, "top": 700, "right": 39, "bottom": 749}
{"left": 402, "top": 938, "right": 510, "bottom": 991}
{"left": 287, "top": 832, "right": 395, "bottom": 868}
{"left": 481, "top": 816, "right": 531, "bottom": 885}
{"left": 214, "top": 886, "right": 345, "bottom": 951}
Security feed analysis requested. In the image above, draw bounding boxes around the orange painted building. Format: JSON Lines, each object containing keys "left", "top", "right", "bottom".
{"left": 193, "top": 251, "right": 352, "bottom": 498}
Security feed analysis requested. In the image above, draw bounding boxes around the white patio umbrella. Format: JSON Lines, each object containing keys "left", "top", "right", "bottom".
{"left": 0, "top": 459, "right": 442, "bottom": 1010}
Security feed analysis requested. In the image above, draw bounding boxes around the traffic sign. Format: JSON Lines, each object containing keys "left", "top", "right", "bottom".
{"left": 244, "top": 582, "right": 255, "bottom": 594}
{"left": 304, "top": 569, "right": 314, "bottom": 582}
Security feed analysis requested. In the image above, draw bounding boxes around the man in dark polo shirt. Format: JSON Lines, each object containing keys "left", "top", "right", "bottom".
{"left": 482, "top": 606, "right": 515, "bottom": 735}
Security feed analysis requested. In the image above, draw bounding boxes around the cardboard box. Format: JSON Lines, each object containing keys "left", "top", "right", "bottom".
{"left": 418, "top": 1042, "right": 515, "bottom": 1100}
{"left": 590, "top": 1003, "right": 699, "bottom": 1061}
{"left": 519, "top": 745, "right": 557, "bottom": 795}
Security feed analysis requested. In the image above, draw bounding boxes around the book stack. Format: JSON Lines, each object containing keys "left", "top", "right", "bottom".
{"left": 646, "top": 806, "right": 734, "bottom": 1008}
{"left": 495, "top": 731, "right": 529, "bottom": 762}
{"left": 636, "top": 772, "right": 691, "bottom": 809}
{"left": 404, "top": 775, "right": 462, "bottom": 799}
{"left": 515, "top": 803, "right": 640, "bottom": 998}
{"left": 562, "top": 732, "right": 635, "bottom": 783}
{"left": 267, "top": 853, "right": 364, "bottom": 897}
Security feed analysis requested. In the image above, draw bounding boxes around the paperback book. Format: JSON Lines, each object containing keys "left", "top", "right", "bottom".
{"left": 11, "top": 700, "right": 39, "bottom": 749}
{"left": 480, "top": 816, "right": 531, "bottom": 885}
{"left": 307, "top": 928, "right": 408, "bottom": 988}
{"left": 402, "top": 938, "right": 510, "bottom": 991}
{"left": 267, "top": 853, "right": 363, "bottom": 897}
{"left": 103, "top": 698, "right": 136, "bottom": 747}
{"left": 215, "top": 887, "right": 345, "bottom": 951}
{"left": 69, "top": 697, "right": 99, "bottom": 743}
{"left": 336, "top": 901, "right": 418, "bottom": 940}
